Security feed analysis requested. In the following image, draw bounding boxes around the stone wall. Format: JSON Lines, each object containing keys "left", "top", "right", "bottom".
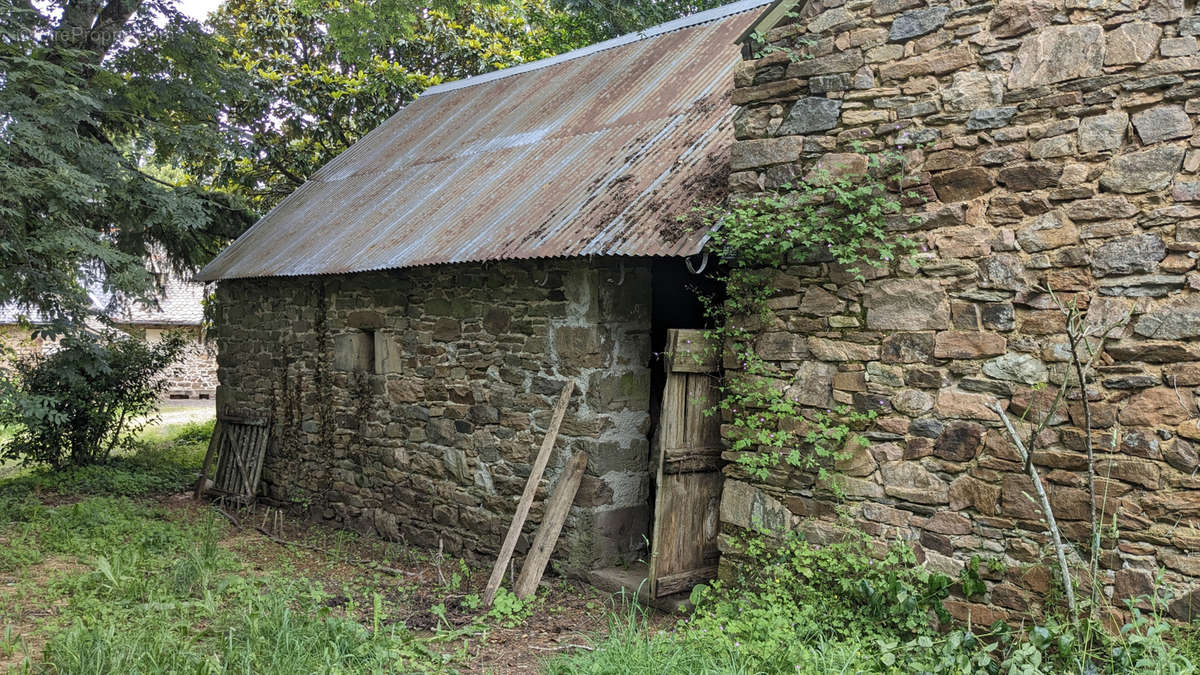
{"left": 127, "top": 325, "right": 217, "bottom": 400}
{"left": 211, "top": 259, "right": 653, "bottom": 573}
{"left": 723, "top": 0, "right": 1200, "bottom": 622}
{"left": 1, "top": 325, "right": 216, "bottom": 400}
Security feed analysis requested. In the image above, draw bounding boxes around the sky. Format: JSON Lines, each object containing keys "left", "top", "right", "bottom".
{"left": 178, "top": 0, "right": 223, "bottom": 21}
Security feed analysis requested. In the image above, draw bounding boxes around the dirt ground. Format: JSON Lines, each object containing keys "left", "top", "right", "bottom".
{"left": 165, "top": 496, "right": 672, "bottom": 673}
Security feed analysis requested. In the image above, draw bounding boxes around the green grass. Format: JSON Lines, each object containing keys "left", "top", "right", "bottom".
{"left": 0, "top": 419, "right": 451, "bottom": 673}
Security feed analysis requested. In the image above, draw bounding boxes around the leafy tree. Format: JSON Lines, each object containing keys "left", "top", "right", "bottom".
{"left": 0, "top": 0, "right": 255, "bottom": 324}
{"left": 194, "top": 0, "right": 592, "bottom": 212}
{"left": 0, "top": 330, "right": 189, "bottom": 467}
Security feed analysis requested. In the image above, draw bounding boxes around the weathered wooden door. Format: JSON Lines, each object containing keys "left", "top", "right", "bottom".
{"left": 648, "top": 329, "right": 723, "bottom": 598}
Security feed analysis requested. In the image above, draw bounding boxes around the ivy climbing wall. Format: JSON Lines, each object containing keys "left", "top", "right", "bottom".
{"left": 722, "top": 0, "right": 1200, "bottom": 624}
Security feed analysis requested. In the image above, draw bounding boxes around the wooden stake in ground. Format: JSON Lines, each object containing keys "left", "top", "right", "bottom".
{"left": 483, "top": 380, "right": 574, "bottom": 606}
{"left": 514, "top": 450, "right": 588, "bottom": 599}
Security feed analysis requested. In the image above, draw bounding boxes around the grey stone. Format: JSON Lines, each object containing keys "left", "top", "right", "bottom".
{"left": 778, "top": 97, "right": 843, "bottom": 135}
{"left": 982, "top": 353, "right": 1049, "bottom": 384}
{"left": 1091, "top": 234, "right": 1166, "bottom": 277}
{"left": 1182, "top": 16, "right": 1200, "bottom": 37}
{"left": 966, "top": 107, "right": 1018, "bottom": 130}
{"left": 443, "top": 447, "right": 469, "bottom": 483}
{"left": 1030, "top": 135, "right": 1075, "bottom": 159}
{"left": 1105, "top": 22, "right": 1163, "bottom": 65}
{"left": 897, "top": 126, "right": 940, "bottom": 146}
{"left": 787, "top": 361, "right": 837, "bottom": 407}
{"left": 1098, "top": 274, "right": 1186, "bottom": 297}
{"left": 730, "top": 137, "right": 803, "bottom": 171}
{"left": 1078, "top": 112, "right": 1129, "bottom": 153}
{"left": 1065, "top": 196, "right": 1139, "bottom": 221}
{"left": 808, "top": 6, "right": 854, "bottom": 33}
{"left": 989, "top": 0, "right": 1057, "bottom": 39}
{"left": 889, "top": 6, "right": 950, "bottom": 42}
{"left": 892, "top": 389, "right": 934, "bottom": 416}
{"left": 1131, "top": 105, "right": 1194, "bottom": 144}
{"left": 810, "top": 74, "right": 850, "bottom": 94}
{"left": 1160, "top": 37, "right": 1198, "bottom": 57}
{"left": 1016, "top": 211, "right": 1078, "bottom": 253}
{"left": 979, "top": 252, "right": 1029, "bottom": 290}
{"left": 881, "top": 461, "right": 949, "bottom": 504}
{"left": 942, "top": 71, "right": 1006, "bottom": 113}
{"left": 1008, "top": 25, "right": 1106, "bottom": 89}
{"left": 909, "top": 418, "right": 944, "bottom": 438}
{"left": 1099, "top": 145, "right": 1186, "bottom": 193}
{"left": 720, "top": 480, "right": 792, "bottom": 534}
{"left": 1134, "top": 296, "right": 1200, "bottom": 339}
{"left": 864, "top": 278, "right": 951, "bottom": 330}
{"left": 786, "top": 51, "right": 866, "bottom": 78}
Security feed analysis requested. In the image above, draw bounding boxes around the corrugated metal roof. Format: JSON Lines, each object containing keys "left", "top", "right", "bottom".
{"left": 195, "top": 0, "right": 770, "bottom": 281}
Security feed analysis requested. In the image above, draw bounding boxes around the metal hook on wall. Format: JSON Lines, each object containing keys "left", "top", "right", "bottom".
{"left": 685, "top": 252, "right": 709, "bottom": 275}
{"left": 534, "top": 267, "right": 550, "bottom": 287}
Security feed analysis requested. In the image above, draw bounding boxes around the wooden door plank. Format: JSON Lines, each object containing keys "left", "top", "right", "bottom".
{"left": 666, "top": 329, "right": 717, "bottom": 373}
{"left": 483, "top": 380, "right": 574, "bottom": 606}
{"left": 513, "top": 451, "right": 588, "bottom": 599}
{"left": 194, "top": 421, "right": 224, "bottom": 499}
{"left": 648, "top": 372, "right": 688, "bottom": 597}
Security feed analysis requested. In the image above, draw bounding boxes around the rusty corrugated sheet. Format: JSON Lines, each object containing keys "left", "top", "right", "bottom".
{"left": 196, "top": 0, "right": 770, "bottom": 281}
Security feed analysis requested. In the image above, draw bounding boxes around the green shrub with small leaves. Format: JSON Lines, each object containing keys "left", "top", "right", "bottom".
{"left": 0, "top": 329, "right": 187, "bottom": 468}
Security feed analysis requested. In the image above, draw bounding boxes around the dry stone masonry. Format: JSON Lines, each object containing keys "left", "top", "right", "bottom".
{"left": 725, "top": 0, "right": 1200, "bottom": 623}
{"left": 212, "top": 260, "right": 653, "bottom": 574}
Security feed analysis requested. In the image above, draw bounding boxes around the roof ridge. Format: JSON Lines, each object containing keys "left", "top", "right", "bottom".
{"left": 421, "top": 0, "right": 773, "bottom": 96}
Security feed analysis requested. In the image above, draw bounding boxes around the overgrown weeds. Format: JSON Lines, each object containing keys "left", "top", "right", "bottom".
{"left": 548, "top": 527, "right": 1200, "bottom": 674}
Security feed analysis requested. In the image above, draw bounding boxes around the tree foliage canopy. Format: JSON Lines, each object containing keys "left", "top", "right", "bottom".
{"left": 0, "top": 0, "right": 723, "bottom": 324}
{"left": 0, "top": 0, "right": 254, "bottom": 323}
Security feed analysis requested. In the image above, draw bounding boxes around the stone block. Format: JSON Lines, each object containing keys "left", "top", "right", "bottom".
{"left": 1131, "top": 105, "right": 1194, "bottom": 144}
{"left": 1105, "top": 22, "right": 1162, "bottom": 66}
{"left": 788, "top": 361, "right": 837, "bottom": 407}
{"left": 1118, "top": 386, "right": 1195, "bottom": 426}
{"left": 880, "top": 461, "right": 949, "bottom": 504}
{"left": 1008, "top": 25, "right": 1105, "bottom": 89}
{"left": 1078, "top": 112, "right": 1129, "bottom": 154}
{"left": 864, "top": 278, "right": 950, "bottom": 330}
{"left": 889, "top": 6, "right": 949, "bottom": 42}
{"left": 1100, "top": 145, "right": 1186, "bottom": 194}
{"left": 1016, "top": 212, "right": 1078, "bottom": 253}
{"left": 881, "top": 332, "right": 935, "bottom": 363}
{"left": 1091, "top": 234, "right": 1166, "bottom": 277}
{"left": 933, "top": 331, "right": 1007, "bottom": 359}
{"left": 931, "top": 167, "right": 995, "bottom": 202}
{"left": 933, "top": 421, "right": 985, "bottom": 462}
{"left": 778, "top": 97, "right": 843, "bottom": 135}
{"left": 730, "top": 136, "right": 803, "bottom": 171}
{"left": 936, "top": 389, "right": 1001, "bottom": 421}
{"left": 334, "top": 331, "right": 374, "bottom": 372}
{"left": 982, "top": 353, "right": 1048, "bottom": 384}
{"left": 942, "top": 71, "right": 1005, "bottom": 113}
{"left": 879, "top": 44, "right": 974, "bottom": 81}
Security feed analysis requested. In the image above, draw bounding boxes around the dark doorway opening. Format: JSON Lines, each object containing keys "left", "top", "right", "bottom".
{"left": 649, "top": 256, "right": 722, "bottom": 431}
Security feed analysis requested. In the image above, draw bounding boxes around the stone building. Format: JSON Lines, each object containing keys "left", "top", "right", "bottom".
{"left": 201, "top": 0, "right": 1200, "bottom": 618}
{"left": 722, "top": 0, "right": 1200, "bottom": 622}
{"left": 1, "top": 276, "right": 217, "bottom": 400}
{"left": 195, "top": 2, "right": 765, "bottom": 575}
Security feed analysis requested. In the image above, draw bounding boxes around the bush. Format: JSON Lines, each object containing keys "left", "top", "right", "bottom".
{"left": 0, "top": 328, "right": 187, "bottom": 468}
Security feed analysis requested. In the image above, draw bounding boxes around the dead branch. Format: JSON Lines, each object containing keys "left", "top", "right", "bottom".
{"left": 991, "top": 402, "right": 1077, "bottom": 622}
